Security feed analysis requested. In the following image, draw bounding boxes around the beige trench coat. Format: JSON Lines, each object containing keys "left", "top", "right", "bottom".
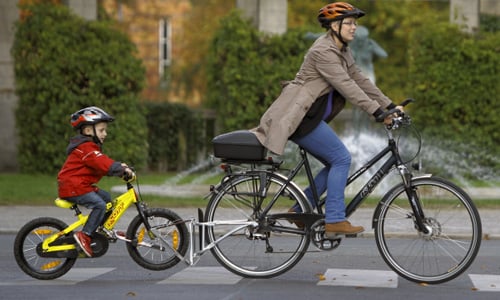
{"left": 251, "top": 32, "right": 392, "bottom": 155}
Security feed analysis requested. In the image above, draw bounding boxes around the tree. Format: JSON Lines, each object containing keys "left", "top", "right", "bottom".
{"left": 171, "top": 0, "right": 235, "bottom": 105}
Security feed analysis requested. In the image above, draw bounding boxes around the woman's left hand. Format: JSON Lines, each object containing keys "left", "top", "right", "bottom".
{"left": 383, "top": 106, "right": 404, "bottom": 125}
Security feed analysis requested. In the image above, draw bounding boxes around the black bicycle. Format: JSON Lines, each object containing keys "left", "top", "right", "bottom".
{"left": 205, "top": 99, "right": 481, "bottom": 283}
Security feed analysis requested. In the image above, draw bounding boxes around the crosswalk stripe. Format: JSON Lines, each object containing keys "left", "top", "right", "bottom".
{"left": 61, "top": 267, "right": 115, "bottom": 282}
{"left": 158, "top": 266, "right": 242, "bottom": 285}
{"left": 3, "top": 268, "right": 115, "bottom": 286}
{"left": 469, "top": 274, "right": 500, "bottom": 291}
{"left": 317, "top": 268, "right": 398, "bottom": 288}
{"left": 6, "top": 266, "right": 500, "bottom": 291}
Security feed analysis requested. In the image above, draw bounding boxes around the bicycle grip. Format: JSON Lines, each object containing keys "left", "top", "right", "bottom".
{"left": 400, "top": 98, "right": 415, "bottom": 107}
{"left": 375, "top": 108, "right": 399, "bottom": 123}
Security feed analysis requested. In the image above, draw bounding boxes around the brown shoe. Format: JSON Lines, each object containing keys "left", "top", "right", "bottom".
{"left": 74, "top": 231, "right": 93, "bottom": 257}
{"left": 325, "top": 221, "right": 364, "bottom": 238}
{"left": 287, "top": 208, "right": 305, "bottom": 229}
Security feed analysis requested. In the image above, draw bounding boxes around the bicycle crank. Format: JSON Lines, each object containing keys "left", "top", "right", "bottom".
{"left": 309, "top": 219, "right": 342, "bottom": 251}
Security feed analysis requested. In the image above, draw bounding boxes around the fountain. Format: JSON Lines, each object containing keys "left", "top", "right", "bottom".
{"left": 122, "top": 28, "right": 498, "bottom": 200}
{"left": 124, "top": 121, "right": 498, "bottom": 201}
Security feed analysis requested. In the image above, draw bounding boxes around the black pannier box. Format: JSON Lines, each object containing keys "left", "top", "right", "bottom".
{"left": 212, "top": 130, "right": 267, "bottom": 161}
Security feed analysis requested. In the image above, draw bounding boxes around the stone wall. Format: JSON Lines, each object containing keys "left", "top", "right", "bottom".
{"left": 0, "top": 0, "right": 19, "bottom": 172}
{"left": 236, "top": 0, "right": 287, "bottom": 35}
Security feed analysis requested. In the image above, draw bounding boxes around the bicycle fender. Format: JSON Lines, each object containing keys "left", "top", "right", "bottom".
{"left": 209, "top": 171, "right": 313, "bottom": 213}
{"left": 271, "top": 172, "right": 313, "bottom": 213}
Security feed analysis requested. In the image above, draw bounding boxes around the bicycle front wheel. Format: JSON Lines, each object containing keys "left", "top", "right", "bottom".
{"left": 374, "top": 176, "right": 481, "bottom": 284}
{"left": 126, "top": 208, "right": 188, "bottom": 270}
{"left": 205, "top": 172, "right": 311, "bottom": 278}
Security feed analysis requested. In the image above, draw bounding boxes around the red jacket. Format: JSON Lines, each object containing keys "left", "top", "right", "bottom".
{"left": 57, "top": 135, "right": 123, "bottom": 198}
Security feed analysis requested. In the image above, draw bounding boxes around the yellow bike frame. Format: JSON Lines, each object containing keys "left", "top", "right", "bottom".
{"left": 41, "top": 188, "right": 137, "bottom": 253}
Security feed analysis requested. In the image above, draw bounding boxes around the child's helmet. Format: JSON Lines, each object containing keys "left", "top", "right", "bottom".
{"left": 318, "top": 2, "right": 365, "bottom": 29}
{"left": 70, "top": 106, "right": 114, "bottom": 129}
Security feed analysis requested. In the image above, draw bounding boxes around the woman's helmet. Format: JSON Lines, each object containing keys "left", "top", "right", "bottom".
{"left": 70, "top": 106, "right": 114, "bottom": 130}
{"left": 318, "top": 2, "right": 365, "bottom": 29}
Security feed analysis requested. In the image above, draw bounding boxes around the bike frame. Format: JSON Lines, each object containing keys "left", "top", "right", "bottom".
{"left": 41, "top": 182, "right": 144, "bottom": 254}
{"left": 256, "top": 126, "right": 428, "bottom": 233}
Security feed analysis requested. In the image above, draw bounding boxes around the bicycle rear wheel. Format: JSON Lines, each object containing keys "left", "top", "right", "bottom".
{"left": 205, "top": 171, "right": 311, "bottom": 278}
{"left": 14, "top": 217, "right": 76, "bottom": 280}
{"left": 374, "top": 176, "right": 481, "bottom": 284}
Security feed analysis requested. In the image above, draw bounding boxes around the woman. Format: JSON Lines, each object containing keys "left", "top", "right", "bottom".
{"left": 252, "top": 2, "right": 401, "bottom": 238}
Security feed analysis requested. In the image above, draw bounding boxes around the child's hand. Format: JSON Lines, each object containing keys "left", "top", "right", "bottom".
{"left": 122, "top": 165, "right": 135, "bottom": 182}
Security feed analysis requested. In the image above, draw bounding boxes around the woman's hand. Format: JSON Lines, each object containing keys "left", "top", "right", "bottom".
{"left": 383, "top": 106, "right": 404, "bottom": 125}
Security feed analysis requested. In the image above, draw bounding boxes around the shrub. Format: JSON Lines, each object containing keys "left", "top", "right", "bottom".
{"left": 12, "top": 3, "right": 148, "bottom": 174}
{"left": 144, "top": 102, "right": 204, "bottom": 171}
{"left": 408, "top": 23, "right": 500, "bottom": 178}
{"left": 206, "top": 10, "right": 313, "bottom": 132}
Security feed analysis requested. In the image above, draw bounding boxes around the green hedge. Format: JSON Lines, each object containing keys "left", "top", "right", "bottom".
{"left": 12, "top": 3, "right": 148, "bottom": 174}
{"left": 144, "top": 102, "right": 204, "bottom": 171}
{"left": 206, "top": 10, "right": 313, "bottom": 131}
{"left": 408, "top": 23, "right": 500, "bottom": 178}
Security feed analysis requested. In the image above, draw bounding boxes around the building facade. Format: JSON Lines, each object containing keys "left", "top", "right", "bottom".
{"left": 0, "top": 0, "right": 498, "bottom": 171}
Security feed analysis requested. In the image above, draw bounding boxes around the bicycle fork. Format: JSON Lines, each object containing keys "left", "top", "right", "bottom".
{"left": 397, "top": 165, "right": 430, "bottom": 235}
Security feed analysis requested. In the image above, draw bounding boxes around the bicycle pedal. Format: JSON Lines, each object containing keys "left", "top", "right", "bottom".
{"left": 345, "top": 233, "right": 359, "bottom": 238}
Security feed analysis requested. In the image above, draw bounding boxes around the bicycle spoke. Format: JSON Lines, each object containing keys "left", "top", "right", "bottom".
{"left": 205, "top": 172, "right": 311, "bottom": 278}
{"left": 126, "top": 208, "right": 188, "bottom": 271}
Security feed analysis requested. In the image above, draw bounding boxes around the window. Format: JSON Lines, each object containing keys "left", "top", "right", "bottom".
{"left": 159, "top": 18, "right": 172, "bottom": 77}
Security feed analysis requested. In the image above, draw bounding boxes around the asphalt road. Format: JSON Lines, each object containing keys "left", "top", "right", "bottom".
{"left": 2, "top": 234, "right": 500, "bottom": 300}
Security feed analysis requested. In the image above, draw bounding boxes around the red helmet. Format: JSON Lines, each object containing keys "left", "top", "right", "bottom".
{"left": 318, "top": 2, "right": 365, "bottom": 28}
{"left": 70, "top": 106, "right": 114, "bottom": 129}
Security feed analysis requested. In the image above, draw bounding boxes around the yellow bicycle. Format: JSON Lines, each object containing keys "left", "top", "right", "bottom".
{"left": 13, "top": 173, "right": 188, "bottom": 280}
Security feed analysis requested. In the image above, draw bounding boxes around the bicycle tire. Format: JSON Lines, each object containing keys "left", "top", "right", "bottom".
{"left": 205, "top": 171, "right": 311, "bottom": 278}
{"left": 13, "top": 217, "right": 77, "bottom": 280}
{"left": 374, "top": 176, "right": 481, "bottom": 284}
{"left": 126, "top": 208, "right": 188, "bottom": 270}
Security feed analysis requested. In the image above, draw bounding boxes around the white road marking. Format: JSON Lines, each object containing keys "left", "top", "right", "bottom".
{"left": 158, "top": 266, "right": 242, "bottom": 285}
{"left": 317, "top": 268, "right": 398, "bottom": 288}
{"left": 3, "top": 268, "right": 115, "bottom": 285}
{"left": 6, "top": 267, "right": 500, "bottom": 291}
{"left": 469, "top": 274, "right": 500, "bottom": 291}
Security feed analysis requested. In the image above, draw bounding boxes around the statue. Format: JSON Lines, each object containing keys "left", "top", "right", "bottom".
{"left": 350, "top": 26, "right": 387, "bottom": 83}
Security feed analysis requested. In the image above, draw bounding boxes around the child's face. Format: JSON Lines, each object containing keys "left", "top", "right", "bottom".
{"left": 83, "top": 122, "right": 108, "bottom": 144}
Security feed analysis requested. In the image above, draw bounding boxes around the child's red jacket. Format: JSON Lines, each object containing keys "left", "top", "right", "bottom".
{"left": 57, "top": 135, "right": 124, "bottom": 198}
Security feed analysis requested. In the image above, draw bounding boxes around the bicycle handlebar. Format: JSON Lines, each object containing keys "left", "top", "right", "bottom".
{"left": 375, "top": 98, "right": 414, "bottom": 129}
{"left": 122, "top": 167, "right": 136, "bottom": 183}
{"left": 375, "top": 98, "right": 414, "bottom": 122}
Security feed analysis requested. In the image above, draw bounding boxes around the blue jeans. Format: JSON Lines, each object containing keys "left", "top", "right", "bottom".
{"left": 291, "top": 121, "right": 351, "bottom": 223}
{"left": 66, "top": 189, "right": 112, "bottom": 235}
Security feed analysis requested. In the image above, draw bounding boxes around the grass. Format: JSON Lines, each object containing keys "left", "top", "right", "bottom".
{"left": 0, "top": 172, "right": 218, "bottom": 207}
{"left": 1, "top": 173, "right": 498, "bottom": 208}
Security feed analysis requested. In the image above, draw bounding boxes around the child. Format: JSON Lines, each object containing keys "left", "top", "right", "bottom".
{"left": 57, "top": 106, "right": 134, "bottom": 257}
